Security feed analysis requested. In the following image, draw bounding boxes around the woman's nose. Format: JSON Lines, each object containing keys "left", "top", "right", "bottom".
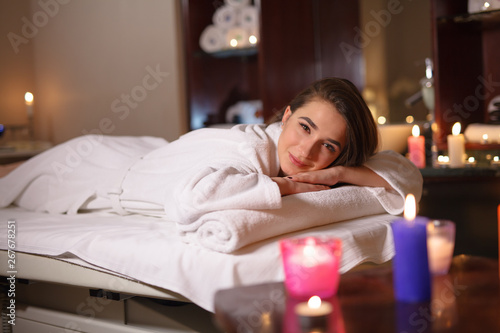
{"left": 298, "top": 139, "right": 316, "bottom": 159}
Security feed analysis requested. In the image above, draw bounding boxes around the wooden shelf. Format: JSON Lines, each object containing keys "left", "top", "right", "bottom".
{"left": 438, "top": 8, "right": 500, "bottom": 24}
{"left": 196, "top": 47, "right": 258, "bottom": 59}
{"left": 431, "top": 0, "right": 500, "bottom": 147}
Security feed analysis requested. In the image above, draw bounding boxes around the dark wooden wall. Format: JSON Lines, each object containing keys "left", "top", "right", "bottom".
{"left": 182, "top": 0, "right": 361, "bottom": 129}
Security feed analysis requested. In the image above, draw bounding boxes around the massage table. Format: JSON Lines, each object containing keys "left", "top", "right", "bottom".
{"left": 0, "top": 204, "right": 396, "bottom": 332}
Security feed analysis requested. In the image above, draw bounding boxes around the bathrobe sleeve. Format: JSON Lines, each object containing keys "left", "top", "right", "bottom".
{"left": 170, "top": 163, "right": 282, "bottom": 224}
{"left": 363, "top": 150, "right": 423, "bottom": 215}
{"left": 164, "top": 124, "right": 283, "bottom": 224}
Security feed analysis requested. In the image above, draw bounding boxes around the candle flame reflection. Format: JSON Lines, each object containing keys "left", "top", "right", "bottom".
{"left": 403, "top": 194, "right": 416, "bottom": 220}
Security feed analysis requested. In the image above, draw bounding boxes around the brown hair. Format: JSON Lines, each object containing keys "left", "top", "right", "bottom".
{"left": 270, "top": 77, "right": 378, "bottom": 167}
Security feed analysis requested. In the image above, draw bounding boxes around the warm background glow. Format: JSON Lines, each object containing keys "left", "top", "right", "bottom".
{"left": 24, "top": 92, "right": 34, "bottom": 104}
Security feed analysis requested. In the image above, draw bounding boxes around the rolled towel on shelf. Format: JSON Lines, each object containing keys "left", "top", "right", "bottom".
{"left": 225, "top": 0, "right": 251, "bottom": 8}
{"left": 238, "top": 5, "right": 259, "bottom": 30}
{"left": 225, "top": 100, "right": 263, "bottom": 124}
{"left": 464, "top": 123, "right": 500, "bottom": 143}
{"left": 199, "top": 25, "right": 225, "bottom": 53}
{"left": 213, "top": 5, "right": 238, "bottom": 30}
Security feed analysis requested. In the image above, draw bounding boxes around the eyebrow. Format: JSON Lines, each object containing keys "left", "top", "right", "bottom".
{"left": 299, "top": 116, "right": 342, "bottom": 150}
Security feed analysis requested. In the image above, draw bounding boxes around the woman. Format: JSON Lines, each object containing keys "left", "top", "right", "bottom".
{"left": 0, "top": 78, "right": 421, "bottom": 223}
{"left": 270, "top": 77, "right": 391, "bottom": 195}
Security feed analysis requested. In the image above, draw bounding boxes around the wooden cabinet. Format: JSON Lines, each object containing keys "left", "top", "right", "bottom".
{"left": 430, "top": 0, "right": 500, "bottom": 149}
{"left": 420, "top": 169, "right": 500, "bottom": 258}
{"left": 181, "top": 0, "right": 362, "bottom": 130}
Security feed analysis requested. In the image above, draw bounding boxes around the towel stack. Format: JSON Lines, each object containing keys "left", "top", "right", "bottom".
{"left": 199, "top": 0, "right": 259, "bottom": 53}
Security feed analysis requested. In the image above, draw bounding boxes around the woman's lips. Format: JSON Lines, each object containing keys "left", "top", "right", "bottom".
{"left": 289, "top": 153, "right": 306, "bottom": 168}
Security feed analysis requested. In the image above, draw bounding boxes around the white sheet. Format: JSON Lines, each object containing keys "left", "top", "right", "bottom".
{"left": 0, "top": 206, "right": 396, "bottom": 312}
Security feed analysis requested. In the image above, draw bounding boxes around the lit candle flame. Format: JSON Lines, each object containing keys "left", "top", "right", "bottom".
{"left": 25, "top": 92, "right": 34, "bottom": 104}
{"left": 451, "top": 122, "right": 461, "bottom": 136}
{"left": 412, "top": 125, "right": 420, "bottom": 137}
{"left": 249, "top": 35, "right": 257, "bottom": 44}
{"left": 302, "top": 237, "right": 316, "bottom": 257}
{"left": 308, "top": 296, "right": 322, "bottom": 309}
{"left": 403, "top": 194, "right": 416, "bottom": 220}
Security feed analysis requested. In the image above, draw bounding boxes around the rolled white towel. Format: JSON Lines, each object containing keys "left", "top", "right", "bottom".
{"left": 178, "top": 185, "right": 401, "bottom": 253}
{"left": 225, "top": 0, "right": 251, "bottom": 8}
{"left": 464, "top": 123, "right": 500, "bottom": 143}
{"left": 213, "top": 5, "right": 238, "bottom": 30}
{"left": 238, "top": 5, "right": 259, "bottom": 30}
{"left": 199, "top": 25, "right": 225, "bottom": 53}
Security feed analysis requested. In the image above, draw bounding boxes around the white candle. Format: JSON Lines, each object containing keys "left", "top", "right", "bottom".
{"left": 295, "top": 296, "right": 332, "bottom": 331}
{"left": 447, "top": 122, "right": 465, "bottom": 168}
{"left": 427, "top": 236, "right": 454, "bottom": 275}
{"left": 426, "top": 220, "right": 455, "bottom": 275}
{"left": 25, "top": 92, "right": 34, "bottom": 117}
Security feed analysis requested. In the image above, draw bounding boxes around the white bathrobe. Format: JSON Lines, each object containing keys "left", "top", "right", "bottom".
{"left": 0, "top": 122, "right": 422, "bottom": 252}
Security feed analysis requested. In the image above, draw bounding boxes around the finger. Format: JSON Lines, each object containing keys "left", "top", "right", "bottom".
{"left": 288, "top": 173, "right": 312, "bottom": 183}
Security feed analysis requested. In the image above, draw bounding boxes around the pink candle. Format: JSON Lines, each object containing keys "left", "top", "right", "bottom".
{"left": 280, "top": 237, "right": 342, "bottom": 300}
{"left": 408, "top": 125, "right": 425, "bottom": 168}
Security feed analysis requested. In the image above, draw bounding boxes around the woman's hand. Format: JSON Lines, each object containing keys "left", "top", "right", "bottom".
{"left": 286, "top": 167, "right": 344, "bottom": 187}
{"left": 271, "top": 177, "right": 330, "bottom": 196}
{"left": 273, "top": 165, "right": 393, "bottom": 196}
{"left": 280, "top": 165, "right": 393, "bottom": 194}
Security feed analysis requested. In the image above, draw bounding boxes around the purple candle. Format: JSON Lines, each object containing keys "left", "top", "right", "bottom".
{"left": 391, "top": 194, "right": 431, "bottom": 302}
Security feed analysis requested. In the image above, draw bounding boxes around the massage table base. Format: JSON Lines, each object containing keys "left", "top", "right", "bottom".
{"left": 0, "top": 251, "right": 221, "bottom": 333}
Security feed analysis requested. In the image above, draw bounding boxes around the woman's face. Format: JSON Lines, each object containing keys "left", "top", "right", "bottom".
{"left": 277, "top": 99, "right": 347, "bottom": 176}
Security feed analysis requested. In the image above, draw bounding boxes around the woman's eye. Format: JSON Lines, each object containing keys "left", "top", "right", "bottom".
{"left": 300, "top": 123, "right": 310, "bottom": 133}
{"left": 324, "top": 143, "right": 336, "bottom": 153}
